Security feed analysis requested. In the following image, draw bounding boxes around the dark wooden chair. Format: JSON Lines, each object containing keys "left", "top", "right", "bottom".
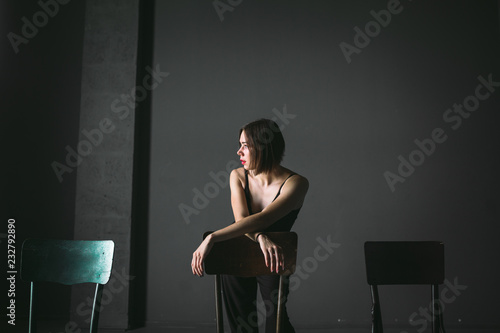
{"left": 364, "top": 241, "right": 446, "bottom": 333}
{"left": 21, "top": 239, "right": 115, "bottom": 333}
{"left": 203, "top": 232, "right": 298, "bottom": 333}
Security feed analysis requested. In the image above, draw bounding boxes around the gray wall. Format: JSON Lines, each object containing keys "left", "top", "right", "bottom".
{"left": 71, "top": 0, "right": 141, "bottom": 330}
{"left": 2, "top": 0, "right": 500, "bottom": 331}
{"left": 148, "top": 0, "right": 500, "bottom": 329}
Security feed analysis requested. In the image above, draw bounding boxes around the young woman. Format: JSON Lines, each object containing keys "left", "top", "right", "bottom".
{"left": 191, "top": 119, "right": 308, "bottom": 332}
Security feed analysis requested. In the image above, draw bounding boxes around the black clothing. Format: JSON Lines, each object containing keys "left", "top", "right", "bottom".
{"left": 222, "top": 171, "right": 300, "bottom": 333}
{"left": 244, "top": 171, "right": 301, "bottom": 232}
{"left": 222, "top": 275, "right": 294, "bottom": 333}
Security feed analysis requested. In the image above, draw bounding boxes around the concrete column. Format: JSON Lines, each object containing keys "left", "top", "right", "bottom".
{"left": 71, "top": 0, "right": 140, "bottom": 329}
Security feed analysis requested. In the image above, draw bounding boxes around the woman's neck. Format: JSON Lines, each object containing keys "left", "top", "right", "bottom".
{"left": 249, "top": 165, "right": 287, "bottom": 187}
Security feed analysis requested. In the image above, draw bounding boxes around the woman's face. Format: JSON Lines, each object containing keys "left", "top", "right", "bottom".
{"left": 237, "top": 131, "right": 252, "bottom": 170}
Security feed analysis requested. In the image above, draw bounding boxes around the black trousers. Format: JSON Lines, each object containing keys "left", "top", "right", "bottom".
{"left": 221, "top": 274, "right": 295, "bottom": 333}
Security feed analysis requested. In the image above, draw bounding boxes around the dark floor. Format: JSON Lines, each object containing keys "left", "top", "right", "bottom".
{"left": 128, "top": 326, "right": 499, "bottom": 333}
{"left": 5, "top": 320, "right": 500, "bottom": 333}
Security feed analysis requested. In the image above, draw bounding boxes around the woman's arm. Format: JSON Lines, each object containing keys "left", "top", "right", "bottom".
{"left": 229, "top": 169, "right": 250, "bottom": 221}
{"left": 212, "top": 174, "right": 308, "bottom": 241}
{"left": 229, "top": 169, "right": 264, "bottom": 242}
{"left": 191, "top": 173, "right": 308, "bottom": 276}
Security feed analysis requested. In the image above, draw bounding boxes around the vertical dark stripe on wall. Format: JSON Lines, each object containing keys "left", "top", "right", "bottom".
{"left": 130, "top": 0, "right": 155, "bottom": 328}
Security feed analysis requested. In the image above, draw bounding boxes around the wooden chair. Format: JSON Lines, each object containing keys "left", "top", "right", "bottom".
{"left": 21, "top": 239, "right": 115, "bottom": 333}
{"left": 364, "top": 241, "right": 446, "bottom": 333}
{"left": 203, "top": 232, "right": 298, "bottom": 333}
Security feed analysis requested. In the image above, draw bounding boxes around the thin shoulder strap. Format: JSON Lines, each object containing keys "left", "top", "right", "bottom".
{"left": 244, "top": 171, "right": 253, "bottom": 214}
{"left": 245, "top": 170, "right": 249, "bottom": 189}
{"left": 273, "top": 173, "right": 296, "bottom": 200}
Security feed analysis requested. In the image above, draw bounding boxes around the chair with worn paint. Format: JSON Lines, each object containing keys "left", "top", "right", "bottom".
{"left": 21, "top": 239, "right": 115, "bottom": 333}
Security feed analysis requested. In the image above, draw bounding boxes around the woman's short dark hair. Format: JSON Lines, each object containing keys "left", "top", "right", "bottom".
{"left": 240, "top": 119, "right": 285, "bottom": 175}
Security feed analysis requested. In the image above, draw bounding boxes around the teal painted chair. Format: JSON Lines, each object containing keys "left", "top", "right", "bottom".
{"left": 21, "top": 239, "right": 115, "bottom": 333}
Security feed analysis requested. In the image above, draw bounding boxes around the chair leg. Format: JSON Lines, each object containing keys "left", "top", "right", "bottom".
{"left": 215, "top": 275, "right": 224, "bottom": 333}
{"left": 431, "top": 284, "right": 446, "bottom": 333}
{"left": 29, "top": 282, "right": 37, "bottom": 333}
{"left": 439, "top": 302, "right": 446, "bottom": 333}
{"left": 90, "top": 284, "right": 104, "bottom": 333}
{"left": 276, "top": 275, "right": 286, "bottom": 333}
{"left": 370, "top": 285, "right": 383, "bottom": 333}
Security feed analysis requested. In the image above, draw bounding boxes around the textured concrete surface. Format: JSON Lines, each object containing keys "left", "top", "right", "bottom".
{"left": 72, "top": 0, "right": 140, "bottom": 329}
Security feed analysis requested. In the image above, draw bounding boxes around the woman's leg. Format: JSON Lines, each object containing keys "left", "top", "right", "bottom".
{"left": 221, "top": 275, "right": 259, "bottom": 333}
{"left": 257, "top": 275, "right": 295, "bottom": 333}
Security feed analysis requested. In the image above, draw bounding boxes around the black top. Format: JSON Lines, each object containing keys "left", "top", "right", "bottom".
{"left": 244, "top": 171, "right": 301, "bottom": 232}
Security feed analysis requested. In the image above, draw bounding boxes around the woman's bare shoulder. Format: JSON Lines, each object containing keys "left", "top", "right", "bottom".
{"left": 272, "top": 170, "right": 308, "bottom": 210}
{"left": 230, "top": 167, "right": 246, "bottom": 185}
{"left": 284, "top": 170, "right": 309, "bottom": 191}
{"left": 290, "top": 174, "right": 309, "bottom": 188}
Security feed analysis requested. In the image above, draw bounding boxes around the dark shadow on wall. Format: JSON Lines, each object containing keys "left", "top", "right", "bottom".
{"left": 1, "top": 0, "right": 86, "bottom": 322}
{"left": 129, "top": 0, "right": 156, "bottom": 328}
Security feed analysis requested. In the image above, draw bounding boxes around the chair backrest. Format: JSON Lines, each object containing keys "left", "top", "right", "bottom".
{"left": 21, "top": 239, "right": 115, "bottom": 285}
{"left": 364, "top": 241, "right": 444, "bottom": 285}
{"left": 204, "top": 232, "right": 298, "bottom": 276}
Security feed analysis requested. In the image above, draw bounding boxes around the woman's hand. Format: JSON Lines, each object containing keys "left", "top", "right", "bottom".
{"left": 191, "top": 234, "right": 214, "bottom": 277}
{"left": 257, "top": 234, "right": 284, "bottom": 273}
